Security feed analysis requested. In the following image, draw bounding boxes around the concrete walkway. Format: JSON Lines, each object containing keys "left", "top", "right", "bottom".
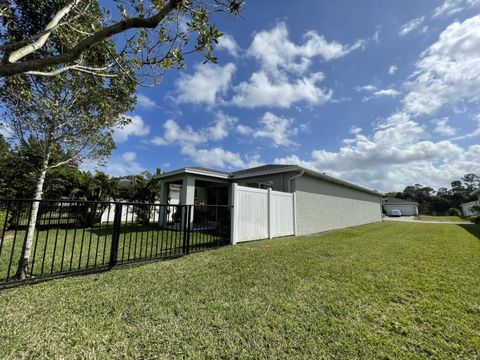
{"left": 383, "top": 216, "right": 472, "bottom": 225}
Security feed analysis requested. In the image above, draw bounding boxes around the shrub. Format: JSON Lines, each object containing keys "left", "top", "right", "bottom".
{"left": 448, "top": 208, "right": 461, "bottom": 216}
{"left": 0, "top": 210, "right": 7, "bottom": 235}
{"left": 467, "top": 216, "right": 480, "bottom": 224}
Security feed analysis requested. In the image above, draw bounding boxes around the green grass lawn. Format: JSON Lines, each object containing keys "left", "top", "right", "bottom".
{"left": 416, "top": 215, "right": 470, "bottom": 222}
{"left": 1, "top": 221, "right": 479, "bottom": 358}
{"left": 0, "top": 224, "right": 225, "bottom": 281}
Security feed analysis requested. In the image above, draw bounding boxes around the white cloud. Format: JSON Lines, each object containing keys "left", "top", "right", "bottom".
{"left": 356, "top": 84, "right": 377, "bottom": 92}
{"left": 180, "top": 145, "right": 263, "bottom": 169}
{"left": 175, "top": 62, "right": 236, "bottom": 105}
{"left": 358, "top": 86, "right": 401, "bottom": 102}
{"left": 150, "top": 115, "right": 259, "bottom": 169}
{"left": 432, "top": 0, "right": 480, "bottom": 18}
{"left": 181, "top": 145, "right": 246, "bottom": 168}
{"left": 152, "top": 112, "right": 237, "bottom": 146}
{"left": 122, "top": 151, "right": 137, "bottom": 162}
{"left": 206, "top": 112, "right": 238, "bottom": 141}
{"left": 228, "top": 22, "right": 363, "bottom": 109}
{"left": 399, "top": 16, "right": 427, "bottom": 36}
{"left": 136, "top": 94, "right": 157, "bottom": 109}
{"left": 151, "top": 119, "right": 205, "bottom": 146}
{"left": 271, "top": 16, "right": 480, "bottom": 192}
{"left": 231, "top": 71, "right": 332, "bottom": 108}
{"left": 388, "top": 65, "right": 398, "bottom": 75}
{"left": 83, "top": 152, "right": 145, "bottom": 177}
{"left": 373, "top": 89, "right": 401, "bottom": 97}
{"left": 235, "top": 112, "right": 305, "bottom": 147}
{"left": 252, "top": 112, "right": 298, "bottom": 147}
{"left": 433, "top": 118, "right": 457, "bottom": 136}
{"left": 113, "top": 115, "right": 150, "bottom": 143}
{"left": 217, "top": 34, "right": 240, "bottom": 57}
{"left": 275, "top": 114, "right": 477, "bottom": 192}
{"left": 248, "top": 22, "right": 365, "bottom": 75}
{"left": 236, "top": 124, "right": 253, "bottom": 135}
{"left": 403, "top": 15, "right": 480, "bottom": 115}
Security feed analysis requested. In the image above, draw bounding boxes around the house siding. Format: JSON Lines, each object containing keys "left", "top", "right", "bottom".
{"left": 295, "top": 174, "right": 382, "bottom": 236}
{"left": 234, "top": 171, "right": 298, "bottom": 192}
{"left": 461, "top": 201, "right": 479, "bottom": 217}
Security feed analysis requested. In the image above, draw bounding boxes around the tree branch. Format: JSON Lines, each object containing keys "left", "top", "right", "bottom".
{"left": 8, "top": 0, "right": 82, "bottom": 63}
{"left": 0, "top": 0, "right": 183, "bottom": 76}
{"left": 25, "top": 64, "right": 116, "bottom": 77}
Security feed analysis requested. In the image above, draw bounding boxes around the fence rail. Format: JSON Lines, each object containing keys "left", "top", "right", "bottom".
{"left": 0, "top": 199, "right": 231, "bottom": 287}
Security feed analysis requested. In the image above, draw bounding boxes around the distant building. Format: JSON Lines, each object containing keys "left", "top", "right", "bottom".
{"left": 460, "top": 188, "right": 480, "bottom": 216}
{"left": 382, "top": 197, "right": 419, "bottom": 216}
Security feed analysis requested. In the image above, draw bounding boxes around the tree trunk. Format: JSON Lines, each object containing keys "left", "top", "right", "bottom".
{"left": 16, "top": 155, "right": 49, "bottom": 280}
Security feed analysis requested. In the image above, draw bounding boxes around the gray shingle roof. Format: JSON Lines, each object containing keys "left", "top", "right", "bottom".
{"left": 382, "top": 197, "right": 418, "bottom": 205}
{"left": 156, "top": 164, "right": 381, "bottom": 196}
{"left": 231, "top": 164, "right": 297, "bottom": 176}
{"left": 187, "top": 167, "right": 230, "bottom": 175}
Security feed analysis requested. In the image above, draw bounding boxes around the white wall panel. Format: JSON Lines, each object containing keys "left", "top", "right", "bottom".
{"left": 270, "top": 190, "right": 294, "bottom": 237}
{"left": 235, "top": 187, "right": 269, "bottom": 242}
{"left": 232, "top": 185, "right": 295, "bottom": 243}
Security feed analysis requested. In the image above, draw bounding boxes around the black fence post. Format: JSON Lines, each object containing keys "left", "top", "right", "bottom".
{"left": 186, "top": 206, "right": 191, "bottom": 255}
{"left": 182, "top": 206, "right": 191, "bottom": 255}
{"left": 109, "top": 203, "right": 122, "bottom": 268}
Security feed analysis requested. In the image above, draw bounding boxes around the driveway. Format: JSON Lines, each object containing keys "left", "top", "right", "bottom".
{"left": 383, "top": 216, "right": 471, "bottom": 225}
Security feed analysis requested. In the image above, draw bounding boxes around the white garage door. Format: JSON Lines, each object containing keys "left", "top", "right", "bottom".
{"left": 386, "top": 205, "right": 416, "bottom": 216}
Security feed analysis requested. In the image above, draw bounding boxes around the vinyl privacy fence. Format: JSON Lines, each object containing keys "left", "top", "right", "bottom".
{"left": 231, "top": 184, "right": 296, "bottom": 243}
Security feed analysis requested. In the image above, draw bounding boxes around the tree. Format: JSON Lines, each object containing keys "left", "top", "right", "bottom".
{"left": 387, "top": 174, "right": 479, "bottom": 216}
{"left": 69, "top": 171, "right": 120, "bottom": 227}
{"left": 1, "top": 49, "right": 134, "bottom": 280}
{"left": 0, "top": 0, "right": 244, "bottom": 80}
{"left": 0, "top": 136, "right": 93, "bottom": 199}
{"left": 471, "top": 205, "right": 480, "bottom": 216}
{"left": 71, "top": 172, "right": 119, "bottom": 202}
{"left": 0, "top": 134, "right": 8, "bottom": 154}
{"left": 462, "top": 174, "right": 480, "bottom": 193}
{"left": 118, "top": 171, "right": 160, "bottom": 224}
{"left": 399, "top": 184, "right": 434, "bottom": 213}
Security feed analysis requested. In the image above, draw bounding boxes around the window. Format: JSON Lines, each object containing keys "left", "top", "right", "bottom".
{"left": 247, "top": 181, "right": 273, "bottom": 190}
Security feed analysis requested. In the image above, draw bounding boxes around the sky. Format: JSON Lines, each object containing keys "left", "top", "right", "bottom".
{"left": 102, "top": 0, "right": 480, "bottom": 192}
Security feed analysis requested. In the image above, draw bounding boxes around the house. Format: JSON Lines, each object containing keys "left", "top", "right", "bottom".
{"left": 382, "top": 197, "right": 419, "bottom": 216}
{"left": 460, "top": 188, "right": 480, "bottom": 216}
{"left": 156, "top": 164, "right": 383, "bottom": 237}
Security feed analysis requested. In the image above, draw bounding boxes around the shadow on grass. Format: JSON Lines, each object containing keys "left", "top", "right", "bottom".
{"left": 0, "top": 266, "right": 110, "bottom": 290}
{"left": 0, "top": 218, "right": 230, "bottom": 290}
{"left": 457, "top": 224, "right": 480, "bottom": 240}
{"left": 0, "top": 251, "right": 189, "bottom": 291}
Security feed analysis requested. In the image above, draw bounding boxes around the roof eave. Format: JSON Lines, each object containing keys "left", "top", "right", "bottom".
{"left": 232, "top": 166, "right": 301, "bottom": 179}
{"left": 156, "top": 168, "right": 231, "bottom": 180}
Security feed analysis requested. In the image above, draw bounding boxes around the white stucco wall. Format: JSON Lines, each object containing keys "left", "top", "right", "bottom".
{"left": 461, "top": 201, "right": 479, "bottom": 217}
{"left": 295, "top": 175, "right": 382, "bottom": 236}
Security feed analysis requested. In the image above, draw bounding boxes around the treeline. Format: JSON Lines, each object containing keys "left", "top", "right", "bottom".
{"left": 0, "top": 135, "right": 160, "bottom": 203}
{"left": 386, "top": 174, "right": 479, "bottom": 215}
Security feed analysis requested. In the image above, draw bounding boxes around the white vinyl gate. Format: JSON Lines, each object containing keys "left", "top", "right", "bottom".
{"left": 231, "top": 184, "right": 296, "bottom": 244}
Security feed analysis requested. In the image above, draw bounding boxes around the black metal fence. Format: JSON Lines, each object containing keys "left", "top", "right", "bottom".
{"left": 0, "top": 199, "right": 231, "bottom": 287}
